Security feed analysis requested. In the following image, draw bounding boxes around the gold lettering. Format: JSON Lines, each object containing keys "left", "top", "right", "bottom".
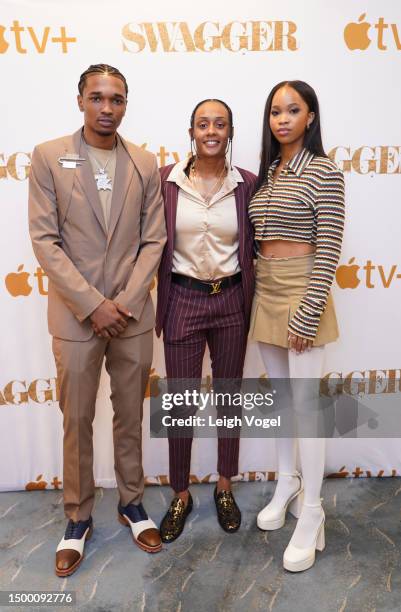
{"left": 11, "top": 20, "right": 27, "bottom": 54}
{"left": 175, "top": 22, "right": 196, "bottom": 52}
{"left": 121, "top": 23, "right": 146, "bottom": 53}
{"left": 367, "top": 370, "right": 388, "bottom": 394}
{"left": 156, "top": 146, "right": 170, "bottom": 167}
{"left": 378, "top": 146, "right": 400, "bottom": 174}
{"left": 221, "top": 22, "right": 248, "bottom": 52}
{"left": 194, "top": 22, "right": 221, "bottom": 52}
{"left": 0, "top": 154, "right": 7, "bottom": 179}
{"left": 391, "top": 23, "right": 401, "bottom": 50}
{"left": 386, "top": 369, "right": 401, "bottom": 393}
{"left": 320, "top": 372, "right": 343, "bottom": 396}
{"left": 378, "top": 264, "right": 397, "bottom": 288}
{"left": 386, "top": 369, "right": 397, "bottom": 394}
{"left": 250, "top": 21, "right": 262, "bottom": 51}
{"left": 260, "top": 21, "right": 276, "bottom": 51}
{"left": 27, "top": 26, "right": 50, "bottom": 53}
{"left": 122, "top": 20, "right": 299, "bottom": 54}
{"left": 328, "top": 147, "right": 352, "bottom": 173}
{"left": 343, "top": 371, "right": 366, "bottom": 395}
{"left": 28, "top": 379, "right": 55, "bottom": 403}
{"left": 276, "top": 21, "right": 297, "bottom": 51}
{"left": 374, "top": 18, "right": 388, "bottom": 51}
{"left": 4, "top": 380, "right": 29, "bottom": 404}
{"left": 363, "top": 260, "right": 375, "bottom": 288}
{"left": 140, "top": 23, "right": 164, "bottom": 52}
{"left": 352, "top": 147, "right": 376, "bottom": 174}
{"left": 210, "top": 281, "right": 222, "bottom": 295}
{"left": 155, "top": 23, "right": 176, "bottom": 52}
{"left": 34, "top": 267, "right": 48, "bottom": 295}
{"left": 272, "top": 21, "right": 283, "bottom": 51}
{"left": 7, "top": 152, "right": 31, "bottom": 181}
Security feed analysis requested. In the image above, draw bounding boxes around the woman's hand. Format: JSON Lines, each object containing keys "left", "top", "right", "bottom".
{"left": 288, "top": 332, "right": 313, "bottom": 354}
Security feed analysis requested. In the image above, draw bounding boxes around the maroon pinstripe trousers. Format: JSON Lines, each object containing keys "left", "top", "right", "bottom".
{"left": 163, "top": 280, "right": 247, "bottom": 493}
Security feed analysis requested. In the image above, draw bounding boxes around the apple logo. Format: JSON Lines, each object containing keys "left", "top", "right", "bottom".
{"left": 5, "top": 264, "right": 32, "bottom": 297}
{"left": 25, "top": 474, "right": 48, "bottom": 490}
{"left": 344, "top": 14, "right": 371, "bottom": 50}
{"left": 0, "top": 26, "right": 9, "bottom": 54}
{"left": 336, "top": 258, "right": 360, "bottom": 289}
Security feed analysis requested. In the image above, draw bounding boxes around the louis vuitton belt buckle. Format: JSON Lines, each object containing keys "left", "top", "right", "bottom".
{"left": 209, "top": 281, "right": 222, "bottom": 295}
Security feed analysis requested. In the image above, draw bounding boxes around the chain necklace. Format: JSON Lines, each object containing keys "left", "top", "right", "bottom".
{"left": 190, "top": 160, "right": 227, "bottom": 203}
{"left": 90, "top": 147, "right": 115, "bottom": 191}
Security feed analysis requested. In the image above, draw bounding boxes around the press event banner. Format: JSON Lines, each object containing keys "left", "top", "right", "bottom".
{"left": 1, "top": 0, "right": 400, "bottom": 492}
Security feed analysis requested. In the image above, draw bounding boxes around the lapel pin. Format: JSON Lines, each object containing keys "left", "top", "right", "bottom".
{"left": 58, "top": 154, "right": 86, "bottom": 169}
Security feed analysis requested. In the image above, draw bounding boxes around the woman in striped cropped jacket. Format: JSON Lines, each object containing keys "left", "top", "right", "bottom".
{"left": 248, "top": 81, "right": 345, "bottom": 572}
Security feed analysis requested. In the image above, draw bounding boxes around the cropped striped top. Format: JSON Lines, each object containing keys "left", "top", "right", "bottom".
{"left": 248, "top": 148, "right": 345, "bottom": 340}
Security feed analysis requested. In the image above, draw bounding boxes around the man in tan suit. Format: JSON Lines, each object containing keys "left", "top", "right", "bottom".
{"left": 28, "top": 64, "right": 166, "bottom": 576}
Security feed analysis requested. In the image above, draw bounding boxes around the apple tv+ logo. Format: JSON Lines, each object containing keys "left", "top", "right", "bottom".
{"left": 4, "top": 265, "right": 48, "bottom": 297}
{"left": 0, "top": 21, "right": 76, "bottom": 54}
{"left": 344, "top": 14, "right": 401, "bottom": 51}
{"left": 336, "top": 259, "right": 401, "bottom": 289}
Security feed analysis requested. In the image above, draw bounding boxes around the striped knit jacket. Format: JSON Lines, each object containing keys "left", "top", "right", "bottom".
{"left": 248, "top": 147, "right": 345, "bottom": 340}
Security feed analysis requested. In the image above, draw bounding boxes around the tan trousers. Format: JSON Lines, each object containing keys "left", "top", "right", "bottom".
{"left": 52, "top": 330, "right": 153, "bottom": 522}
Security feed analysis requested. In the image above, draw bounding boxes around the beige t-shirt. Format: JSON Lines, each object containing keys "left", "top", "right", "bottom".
{"left": 86, "top": 144, "right": 117, "bottom": 230}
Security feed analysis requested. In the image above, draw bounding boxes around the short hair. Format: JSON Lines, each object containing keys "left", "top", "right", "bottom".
{"left": 78, "top": 64, "right": 128, "bottom": 96}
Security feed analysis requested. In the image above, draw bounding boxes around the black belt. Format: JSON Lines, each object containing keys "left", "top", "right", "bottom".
{"left": 171, "top": 272, "right": 242, "bottom": 295}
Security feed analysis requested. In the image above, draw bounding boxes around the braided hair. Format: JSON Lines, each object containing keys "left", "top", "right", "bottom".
{"left": 188, "top": 98, "right": 234, "bottom": 172}
{"left": 190, "top": 98, "right": 233, "bottom": 137}
{"left": 78, "top": 64, "right": 128, "bottom": 96}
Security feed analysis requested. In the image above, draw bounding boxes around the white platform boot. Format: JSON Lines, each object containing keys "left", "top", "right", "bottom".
{"left": 257, "top": 472, "right": 304, "bottom": 531}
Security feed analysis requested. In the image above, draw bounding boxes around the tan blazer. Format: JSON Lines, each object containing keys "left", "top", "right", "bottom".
{"left": 29, "top": 128, "right": 166, "bottom": 341}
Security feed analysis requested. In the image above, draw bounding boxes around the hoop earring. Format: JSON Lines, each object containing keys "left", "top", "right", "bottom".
{"left": 224, "top": 138, "right": 233, "bottom": 170}
{"left": 190, "top": 138, "right": 199, "bottom": 160}
{"left": 229, "top": 138, "right": 233, "bottom": 170}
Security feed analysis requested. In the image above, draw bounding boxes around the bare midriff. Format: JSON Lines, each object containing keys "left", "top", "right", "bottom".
{"left": 259, "top": 239, "right": 316, "bottom": 258}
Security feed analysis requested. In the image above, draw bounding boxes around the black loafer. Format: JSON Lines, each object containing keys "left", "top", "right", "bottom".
{"left": 160, "top": 492, "right": 193, "bottom": 543}
{"left": 214, "top": 487, "right": 241, "bottom": 533}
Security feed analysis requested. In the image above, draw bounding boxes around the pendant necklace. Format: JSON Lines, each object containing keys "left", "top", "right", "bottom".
{"left": 190, "top": 161, "right": 227, "bottom": 203}
{"left": 91, "top": 148, "right": 115, "bottom": 191}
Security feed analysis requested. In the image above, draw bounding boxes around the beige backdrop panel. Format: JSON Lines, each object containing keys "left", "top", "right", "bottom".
{"left": 1, "top": 0, "right": 400, "bottom": 491}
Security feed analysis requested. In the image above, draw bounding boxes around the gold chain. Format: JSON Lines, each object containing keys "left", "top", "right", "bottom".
{"left": 190, "top": 161, "right": 227, "bottom": 203}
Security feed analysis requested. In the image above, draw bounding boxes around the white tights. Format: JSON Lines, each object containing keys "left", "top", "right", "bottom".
{"left": 258, "top": 342, "right": 326, "bottom": 548}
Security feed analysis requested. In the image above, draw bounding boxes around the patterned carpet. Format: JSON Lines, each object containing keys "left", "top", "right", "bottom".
{"left": 0, "top": 479, "right": 400, "bottom": 611}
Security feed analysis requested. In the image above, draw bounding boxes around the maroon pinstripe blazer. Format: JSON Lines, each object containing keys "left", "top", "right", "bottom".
{"left": 155, "top": 163, "right": 257, "bottom": 337}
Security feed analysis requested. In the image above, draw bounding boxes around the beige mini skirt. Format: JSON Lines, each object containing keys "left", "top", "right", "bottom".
{"left": 249, "top": 253, "right": 339, "bottom": 348}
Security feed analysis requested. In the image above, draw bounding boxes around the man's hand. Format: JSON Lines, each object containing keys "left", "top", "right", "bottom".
{"left": 90, "top": 299, "right": 132, "bottom": 338}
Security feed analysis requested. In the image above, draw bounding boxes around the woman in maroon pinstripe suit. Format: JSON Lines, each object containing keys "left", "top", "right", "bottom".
{"left": 155, "top": 99, "right": 257, "bottom": 542}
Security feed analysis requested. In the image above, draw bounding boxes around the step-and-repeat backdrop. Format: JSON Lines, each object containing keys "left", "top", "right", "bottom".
{"left": 1, "top": 0, "right": 400, "bottom": 491}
